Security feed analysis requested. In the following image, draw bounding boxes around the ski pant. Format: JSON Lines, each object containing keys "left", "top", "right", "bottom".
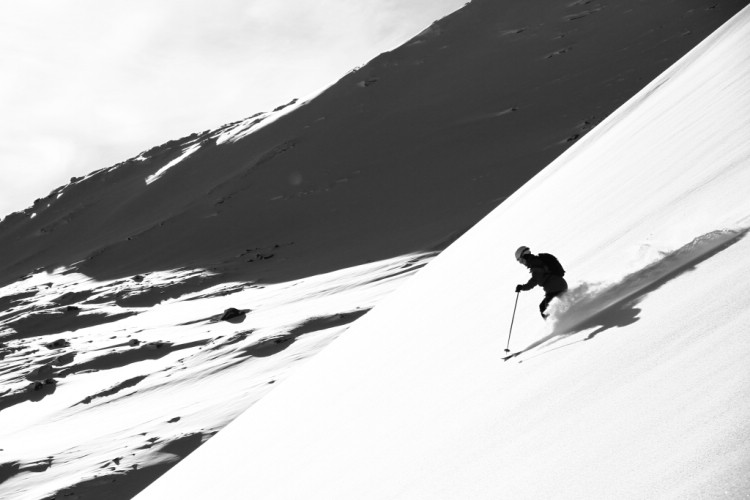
{"left": 540, "top": 275, "right": 568, "bottom": 318}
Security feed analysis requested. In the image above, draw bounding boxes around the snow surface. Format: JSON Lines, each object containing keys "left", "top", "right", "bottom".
{"left": 1, "top": 1, "right": 748, "bottom": 499}
{"left": 0, "top": 253, "right": 434, "bottom": 499}
{"left": 146, "top": 143, "right": 202, "bottom": 185}
{"left": 137, "top": 5, "right": 750, "bottom": 499}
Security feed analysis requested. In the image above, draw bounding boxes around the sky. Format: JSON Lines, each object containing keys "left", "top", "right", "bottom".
{"left": 0, "top": 0, "right": 465, "bottom": 218}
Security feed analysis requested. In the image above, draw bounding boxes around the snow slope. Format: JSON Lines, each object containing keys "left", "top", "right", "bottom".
{"left": 138, "top": 6, "right": 750, "bottom": 499}
{"left": 0, "top": 252, "right": 434, "bottom": 500}
{"left": 1, "top": 1, "right": 747, "bottom": 498}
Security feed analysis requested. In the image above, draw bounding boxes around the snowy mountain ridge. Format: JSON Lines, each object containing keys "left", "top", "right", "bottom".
{"left": 3, "top": 0, "right": 743, "bottom": 288}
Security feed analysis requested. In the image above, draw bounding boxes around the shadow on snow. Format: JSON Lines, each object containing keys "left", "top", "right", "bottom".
{"left": 239, "top": 309, "right": 369, "bottom": 358}
{"left": 519, "top": 227, "right": 749, "bottom": 356}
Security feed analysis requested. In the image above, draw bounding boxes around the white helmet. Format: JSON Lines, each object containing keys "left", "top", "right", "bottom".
{"left": 515, "top": 246, "right": 530, "bottom": 262}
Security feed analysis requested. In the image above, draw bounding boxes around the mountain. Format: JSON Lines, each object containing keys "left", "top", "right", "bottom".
{"left": 137, "top": 5, "right": 750, "bottom": 498}
{"left": 1, "top": 0, "right": 743, "bottom": 286}
{"left": 1, "top": 1, "right": 748, "bottom": 499}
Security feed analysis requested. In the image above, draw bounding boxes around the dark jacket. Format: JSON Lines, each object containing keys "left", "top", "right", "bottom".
{"left": 519, "top": 254, "right": 567, "bottom": 294}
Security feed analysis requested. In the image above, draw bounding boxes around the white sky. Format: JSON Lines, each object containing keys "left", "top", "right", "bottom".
{"left": 0, "top": 0, "right": 465, "bottom": 218}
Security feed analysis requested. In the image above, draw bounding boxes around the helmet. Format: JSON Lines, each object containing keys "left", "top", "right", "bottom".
{"left": 515, "top": 246, "right": 530, "bottom": 262}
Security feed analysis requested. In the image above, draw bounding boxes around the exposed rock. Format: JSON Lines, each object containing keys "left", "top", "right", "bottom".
{"left": 26, "top": 364, "right": 55, "bottom": 381}
{"left": 45, "top": 338, "right": 70, "bottom": 349}
{"left": 220, "top": 308, "right": 246, "bottom": 322}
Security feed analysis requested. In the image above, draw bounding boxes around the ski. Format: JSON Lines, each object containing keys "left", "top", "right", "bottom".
{"left": 502, "top": 351, "right": 521, "bottom": 361}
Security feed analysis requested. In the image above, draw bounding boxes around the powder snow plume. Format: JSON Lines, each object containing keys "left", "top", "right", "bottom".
{"left": 547, "top": 227, "right": 750, "bottom": 340}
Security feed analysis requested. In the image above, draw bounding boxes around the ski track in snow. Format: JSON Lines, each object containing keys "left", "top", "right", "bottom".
{"left": 497, "top": 227, "right": 749, "bottom": 363}
{"left": 537, "top": 227, "right": 750, "bottom": 346}
{"left": 0, "top": 252, "right": 435, "bottom": 500}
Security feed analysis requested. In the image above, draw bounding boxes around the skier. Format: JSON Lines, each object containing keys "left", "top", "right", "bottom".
{"left": 514, "top": 246, "right": 567, "bottom": 319}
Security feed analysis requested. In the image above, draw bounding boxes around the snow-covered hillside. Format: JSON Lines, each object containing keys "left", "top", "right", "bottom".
{"left": 1, "top": 0, "right": 743, "bottom": 287}
{"left": 1, "top": 1, "right": 748, "bottom": 499}
{"left": 138, "top": 5, "right": 750, "bottom": 499}
{"left": 0, "top": 252, "right": 434, "bottom": 499}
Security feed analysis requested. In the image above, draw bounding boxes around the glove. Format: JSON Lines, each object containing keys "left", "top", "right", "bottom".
{"left": 515, "top": 284, "right": 523, "bottom": 293}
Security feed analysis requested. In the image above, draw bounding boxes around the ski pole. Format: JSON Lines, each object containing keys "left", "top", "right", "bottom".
{"left": 505, "top": 291, "right": 520, "bottom": 353}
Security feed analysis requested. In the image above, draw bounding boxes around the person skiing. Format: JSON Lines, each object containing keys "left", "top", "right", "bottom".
{"left": 514, "top": 246, "right": 568, "bottom": 319}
